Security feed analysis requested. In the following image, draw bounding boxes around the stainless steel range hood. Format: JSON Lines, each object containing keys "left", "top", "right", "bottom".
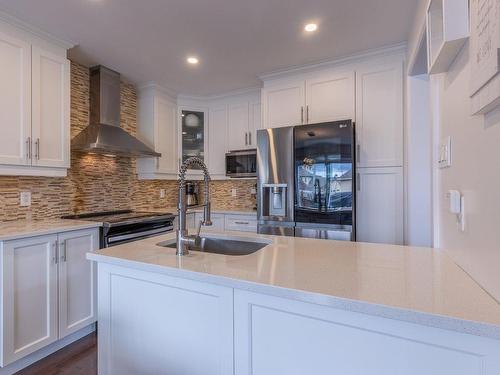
{"left": 72, "top": 66, "right": 161, "bottom": 158}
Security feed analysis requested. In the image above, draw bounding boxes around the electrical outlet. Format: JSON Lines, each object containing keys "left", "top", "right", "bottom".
{"left": 20, "top": 191, "right": 31, "bottom": 207}
{"left": 160, "top": 189, "right": 166, "bottom": 199}
{"left": 231, "top": 188, "right": 237, "bottom": 197}
{"left": 250, "top": 187, "right": 256, "bottom": 195}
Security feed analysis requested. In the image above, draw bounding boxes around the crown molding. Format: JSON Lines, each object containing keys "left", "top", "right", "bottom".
{"left": 137, "top": 82, "right": 178, "bottom": 101}
{"left": 0, "top": 9, "right": 75, "bottom": 49}
{"left": 259, "top": 42, "right": 407, "bottom": 81}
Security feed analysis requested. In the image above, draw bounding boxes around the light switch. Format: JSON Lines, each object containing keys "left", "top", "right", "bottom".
{"left": 438, "top": 136, "right": 452, "bottom": 168}
{"left": 20, "top": 191, "right": 31, "bottom": 207}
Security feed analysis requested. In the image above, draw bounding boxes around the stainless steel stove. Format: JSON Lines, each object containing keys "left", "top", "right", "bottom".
{"left": 63, "top": 210, "right": 175, "bottom": 248}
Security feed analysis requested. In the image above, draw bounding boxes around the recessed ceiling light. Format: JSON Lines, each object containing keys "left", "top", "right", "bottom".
{"left": 187, "top": 56, "right": 199, "bottom": 65}
{"left": 304, "top": 23, "right": 318, "bottom": 32}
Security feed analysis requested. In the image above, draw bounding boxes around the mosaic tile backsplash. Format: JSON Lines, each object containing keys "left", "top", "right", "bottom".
{"left": 0, "top": 62, "right": 256, "bottom": 222}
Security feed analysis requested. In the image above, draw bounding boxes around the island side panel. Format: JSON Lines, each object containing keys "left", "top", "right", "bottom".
{"left": 97, "top": 263, "right": 234, "bottom": 375}
{"left": 234, "top": 290, "right": 500, "bottom": 375}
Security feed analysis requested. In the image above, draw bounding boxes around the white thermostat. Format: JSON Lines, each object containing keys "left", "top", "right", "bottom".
{"left": 438, "top": 136, "right": 452, "bottom": 168}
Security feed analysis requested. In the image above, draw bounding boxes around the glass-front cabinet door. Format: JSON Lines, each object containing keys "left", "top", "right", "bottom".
{"left": 180, "top": 109, "right": 206, "bottom": 170}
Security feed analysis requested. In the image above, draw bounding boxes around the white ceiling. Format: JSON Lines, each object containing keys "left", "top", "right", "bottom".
{"left": 0, "top": 0, "right": 418, "bottom": 96}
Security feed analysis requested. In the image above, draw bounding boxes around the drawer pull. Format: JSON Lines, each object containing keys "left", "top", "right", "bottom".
{"left": 234, "top": 221, "right": 250, "bottom": 225}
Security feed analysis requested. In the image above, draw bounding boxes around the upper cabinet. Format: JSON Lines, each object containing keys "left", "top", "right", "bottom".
{"left": 31, "top": 47, "right": 70, "bottom": 169}
{"left": 0, "top": 24, "right": 71, "bottom": 177}
{"left": 355, "top": 61, "right": 403, "bottom": 168}
{"left": 136, "top": 86, "right": 178, "bottom": 179}
{"left": 262, "top": 71, "right": 355, "bottom": 128}
{"left": 226, "top": 99, "right": 261, "bottom": 150}
{"left": 0, "top": 31, "right": 31, "bottom": 167}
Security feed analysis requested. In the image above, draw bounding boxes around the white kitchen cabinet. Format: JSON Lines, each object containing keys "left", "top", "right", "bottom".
{"left": 0, "top": 228, "right": 99, "bottom": 367}
{"left": 31, "top": 46, "right": 70, "bottom": 169}
{"left": 356, "top": 167, "right": 404, "bottom": 245}
{"left": 208, "top": 106, "right": 228, "bottom": 177}
{"left": 248, "top": 101, "right": 261, "bottom": 147}
{"left": 262, "top": 81, "right": 305, "bottom": 128}
{"left": 97, "top": 263, "right": 234, "bottom": 375}
{"left": 356, "top": 61, "right": 404, "bottom": 168}
{"left": 57, "top": 229, "right": 98, "bottom": 339}
{"left": 262, "top": 72, "right": 356, "bottom": 128}
{"left": 227, "top": 103, "right": 249, "bottom": 151}
{"left": 0, "top": 25, "right": 70, "bottom": 177}
{"left": 137, "top": 86, "right": 178, "bottom": 179}
{"left": 305, "top": 71, "right": 355, "bottom": 124}
{"left": 234, "top": 290, "right": 500, "bottom": 375}
{"left": 224, "top": 214, "right": 257, "bottom": 233}
{"left": 0, "top": 31, "right": 31, "bottom": 167}
{"left": 1, "top": 234, "right": 58, "bottom": 366}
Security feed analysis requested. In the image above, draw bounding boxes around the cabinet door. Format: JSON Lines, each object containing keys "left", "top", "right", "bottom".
{"left": 208, "top": 106, "right": 228, "bottom": 177}
{"left": 227, "top": 103, "right": 250, "bottom": 151}
{"left": 98, "top": 264, "right": 234, "bottom": 375}
{"left": 356, "top": 167, "right": 403, "bottom": 245}
{"left": 224, "top": 214, "right": 257, "bottom": 232}
{"left": 356, "top": 62, "right": 403, "bottom": 167}
{"left": 194, "top": 212, "right": 225, "bottom": 231}
{"left": 58, "top": 229, "right": 99, "bottom": 339}
{"left": 248, "top": 101, "right": 261, "bottom": 147}
{"left": 179, "top": 108, "right": 208, "bottom": 176}
{"left": 156, "top": 96, "right": 178, "bottom": 174}
{"left": 305, "top": 71, "right": 355, "bottom": 124}
{"left": 262, "top": 82, "right": 305, "bottom": 128}
{"left": 0, "top": 32, "right": 31, "bottom": 166}
{"left": 31, "top": 47, "right": 70, "bottom": 168}
{"left": 1, "top": 235, "right": 58, "bottom": 366}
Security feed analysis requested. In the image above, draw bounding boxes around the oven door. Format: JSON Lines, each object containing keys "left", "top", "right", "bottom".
{"left": 104, "top": 220, "right": 174, "bottom": 247}
{"left": 226, "top": 150, "right": 257, "bottom": 178}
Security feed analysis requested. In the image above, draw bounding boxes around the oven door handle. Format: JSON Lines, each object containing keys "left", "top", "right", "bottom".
{"left": 106, "top": 226, "right": 173, "bottom": 245}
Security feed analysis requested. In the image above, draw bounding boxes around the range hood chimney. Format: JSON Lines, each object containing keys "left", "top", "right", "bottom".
{"left": 72, "top": 66, "right": 161, "bottom": 158}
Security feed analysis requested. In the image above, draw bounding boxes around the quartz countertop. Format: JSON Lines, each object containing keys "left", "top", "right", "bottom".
{"left": 0, "top": 219, "right": 102, "bottom": 241}
{"left": 87, "top": 230, "right": 500, "bottom": 339}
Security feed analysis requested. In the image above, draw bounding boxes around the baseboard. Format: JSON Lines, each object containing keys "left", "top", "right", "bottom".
{"left": 0, "top": 324, "right": 96, "bottom": 375}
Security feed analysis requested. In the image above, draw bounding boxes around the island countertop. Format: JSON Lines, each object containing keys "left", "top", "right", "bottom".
{"left": 87, "top": 230, "right": 500, "bottom": 339}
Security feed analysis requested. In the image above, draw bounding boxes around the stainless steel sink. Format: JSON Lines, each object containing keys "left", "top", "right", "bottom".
{"left": 157, "top": 236, "right": 270, "bottom": 256}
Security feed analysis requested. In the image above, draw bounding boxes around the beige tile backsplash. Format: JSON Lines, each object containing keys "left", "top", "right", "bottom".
{"left": 0, "top": 62, "right": 256, "bottom": 222}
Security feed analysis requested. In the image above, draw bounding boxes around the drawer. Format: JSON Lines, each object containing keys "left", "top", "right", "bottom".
{"left": 224, "top": 215, "right": 257, "bottom": 233}
{"left": 195, "top": 212, "right": 225, "bottom": 231}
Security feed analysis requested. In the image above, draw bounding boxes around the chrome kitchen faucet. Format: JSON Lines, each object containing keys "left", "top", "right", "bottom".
{"left": 176, "top": 157, "right": 212, "bottom": 256}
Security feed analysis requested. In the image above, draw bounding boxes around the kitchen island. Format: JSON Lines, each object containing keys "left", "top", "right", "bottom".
{"left": 88, "top": 231, "right": 500, "bottom": 375}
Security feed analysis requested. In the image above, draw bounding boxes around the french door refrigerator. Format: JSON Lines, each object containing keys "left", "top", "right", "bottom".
{"left": 294, "top": 120, "right": 355, "bottom": 240}
{"left": 257, "top": 120, "right": 355, "bottom": 241}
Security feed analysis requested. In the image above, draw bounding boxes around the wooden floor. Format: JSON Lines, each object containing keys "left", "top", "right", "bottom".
{"left": 15, "top": 333, "right": 97, "bottom": 375}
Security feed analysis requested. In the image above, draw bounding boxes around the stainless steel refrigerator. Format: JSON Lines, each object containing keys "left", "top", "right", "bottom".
{"left": 257, "top": 120, "right": 355, "bottom": 240}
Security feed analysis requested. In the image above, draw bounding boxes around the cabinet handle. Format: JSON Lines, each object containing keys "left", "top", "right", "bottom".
{"left": 26, "top": 137, "right": 31, "bottom": 160}
{"left": 245, "top": 132, "right": 248, "bottom": 146}
{"left": 248, "top": 132, "right": 252, "bottom": 145}
{"left": 60, "top": 241, "right": 67, "bottom": 262}
{"left": 301, "top": 106, "right": 304, "bottom": 124}
{"left": 356, "top": 173, "right": 361, "bottom": 192}
{"left": 35, "top": 138, "right": 40, "bottom": 160}
{"left": 356, "top": 144, "right": 361, "bottom": 163}
{"left": 306, "top": 105, "right": 309, "bottom": 123}
{"left": 235, "top": 221, "right": 250, "bottom": 225}
{"left": 52, "top": 242, "right": 58, "bottom": 264}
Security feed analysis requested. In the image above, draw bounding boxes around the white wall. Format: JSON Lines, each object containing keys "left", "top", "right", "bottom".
{"left": 406, "top": 74, "right": 432, "bottom": 247}
{"left": 408, "top": 0, "right": 500, "bottom": 301}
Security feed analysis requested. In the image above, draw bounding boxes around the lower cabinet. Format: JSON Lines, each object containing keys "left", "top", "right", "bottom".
{"left": 97, "top": 264, "right": 234, "bottom": 375}
{"left": 356, "top": 167, "right": 404, "bottom": 245}
{"left": 0, "top": 228, "right": 99, "bottom": 367}
{"left": 233, "top": 290, "right": 500, "bottom": 375}
{"left": 194, "top": 212, "right": 225, "bottom": 231}
{"left": 224, "top": 215, "right": 257, "bottom": 233}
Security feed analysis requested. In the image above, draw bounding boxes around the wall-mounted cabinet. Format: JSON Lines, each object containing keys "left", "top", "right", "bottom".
{"left": 261, "top": 71, "right": 355, "bottom": 128}
{"left": 136, "top": 85, "right": 178, "bottom": 180}
{"left": 0, "top": 26, "right": 70, "bottom": 177}
{"left": 426, "top": 0, "right": 469, "bottom": 74}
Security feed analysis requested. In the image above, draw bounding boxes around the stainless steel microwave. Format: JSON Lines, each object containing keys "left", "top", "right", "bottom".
{"left": 225, "top": 149, "right": 257, "bottom": 178}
